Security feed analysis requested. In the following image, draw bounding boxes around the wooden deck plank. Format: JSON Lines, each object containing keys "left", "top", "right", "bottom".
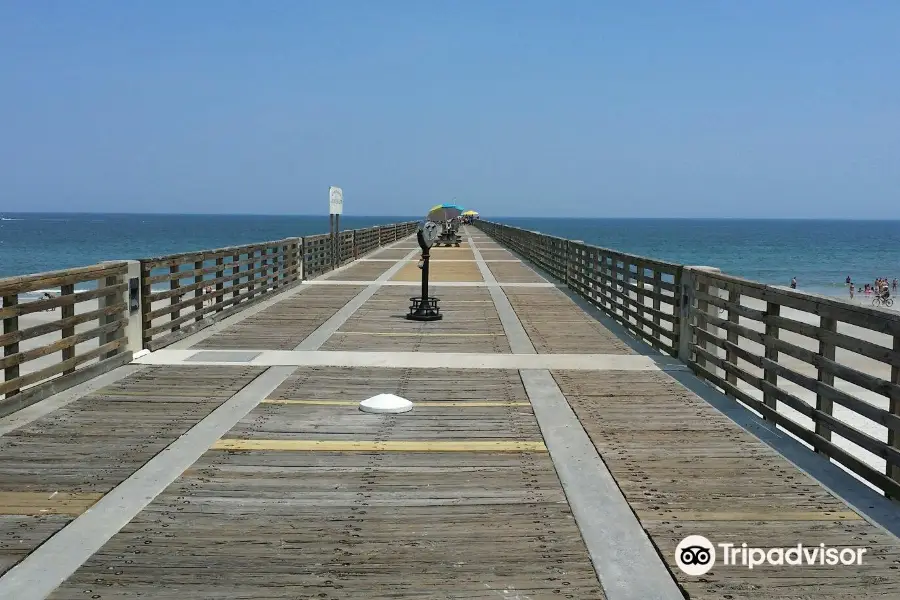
{"left": 192, "top": 285, "right": 364, "bottom": 350}
{"left": 505, "top": 287, "right": 636, "bottom": 354}
{"left": 486, "top": 261, "right": 547, "bottom": 283}
{"left": 0, "top": 365, "right": 266, "bottom": 577}
{"left": 46, "top": 367, "right": 606, "bottom": 599}
{"left": 368, "top": 247, "right": 416, "bottom": 260}
{"left": 391, "top": 260, "right": 483, "bottom": 282}
{"left": 554, "top": 369, "right": 900, "bottom": 599}
{"left": 319, "top": 288, "right": 511, "bottom": 353}
{"left": 321, "top": 260, "right": 397, "bottom": 280}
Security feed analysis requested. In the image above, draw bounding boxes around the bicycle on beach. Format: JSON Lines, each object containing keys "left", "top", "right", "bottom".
{"left": 873, "top": 294, "right": 894, "bottom": 308}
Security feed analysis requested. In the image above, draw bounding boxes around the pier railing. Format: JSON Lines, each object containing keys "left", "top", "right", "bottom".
{"left": 0, "top": 220, "right": 418, "bottom": 415}
{"left": 0, "top": 261, "right": 133, "bottom": 416}
{"left": 475, "top": 221, "right": 682, "bottom": 355}
{"left": 143, "top": 221, "right": 417, "bottom": 349}
{"left": 475, "top": 219, "right": 900, "bottom": 500}
{"left": 140, "top": 238, "right": 302, "bottom": 351}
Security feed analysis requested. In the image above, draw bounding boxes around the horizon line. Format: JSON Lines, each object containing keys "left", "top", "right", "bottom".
{"left": 3, "top": 211, "right": 900, "bottom": 222}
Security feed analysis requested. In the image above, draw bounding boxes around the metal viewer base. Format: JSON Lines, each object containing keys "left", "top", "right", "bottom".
{"left": 407, "top": 296, "right": 442, "bottom": 321}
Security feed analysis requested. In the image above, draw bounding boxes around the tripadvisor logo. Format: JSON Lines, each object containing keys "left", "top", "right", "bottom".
{"left": 675, "top": 535, "right": 867, "bottom": 575}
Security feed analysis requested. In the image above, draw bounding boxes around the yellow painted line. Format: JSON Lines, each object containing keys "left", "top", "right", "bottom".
{"left": 645, "top": 510, "right": 863, "bottom": 521}
{"left": 0, "top": 492, "right": 103, "bottom": 516}
{"left": 211, "top": 439, "right": 548, "bottom": 452}
{"left": 263, "top": 399, "right": 531, "bottom": 407}
{"left": 88, "top": 391, "right": 214, "bottom": 398}
{"left": 366, "top": 299, "right": 493, "bottom": 303}
{"left": 333, "top": 332, "right": 505, "bottom": 337}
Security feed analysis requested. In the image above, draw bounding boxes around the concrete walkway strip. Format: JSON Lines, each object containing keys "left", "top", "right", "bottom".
{"left": 467, "top": 234, "right": 536, "bottom": 354}
{"left": 0, "top": 250, "right": 420, "bottom": 599}
{"left": 293, "top": 248, "right": 419, "bottom": 350}
{"left": 519, "top": 370, "right": 684, "bottom": 600}
{"left": 0, "top": 365, "right": 298, "bottom": 600}
{"left": 305, "top": 280, "right": 561, "bottom": 287}
{"left": 467, "top": 228, "right": 683, "bottom": 600}
{"left": 137, "top": 349, "right": 667, "bottom": 371}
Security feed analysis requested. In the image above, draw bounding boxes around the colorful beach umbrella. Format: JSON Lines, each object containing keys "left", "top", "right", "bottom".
{"left": 461, "top": 210, "right": 478, "bottom": 216}
{"left": 427, "top": 203, "right": 465, "bottom": 221}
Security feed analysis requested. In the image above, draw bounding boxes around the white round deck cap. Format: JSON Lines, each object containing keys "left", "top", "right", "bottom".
{"left": 359, "top": 393, "right": 413, "bottom": 414}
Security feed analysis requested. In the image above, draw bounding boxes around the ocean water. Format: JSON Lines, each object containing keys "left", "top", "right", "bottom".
{"left": 0, "top": 213, "right": 417, "bottom": 296}
{"left": 2, "top": 213, "right": 899, "bottom": 300}
{"left": 498, "top": 217, "right": 900, "bottom": 298}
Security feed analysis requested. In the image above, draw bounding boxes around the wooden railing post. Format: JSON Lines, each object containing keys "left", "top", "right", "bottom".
{"left": 652, "top": 270, "right": 663, "bottom": 330}
{"left": 140, "top": 261, "right": 152, "bottom": 348}
{"left": 726, "top": 286, "right": 740, "bottom": 389}
{"left": 293, "top": 238, "right": 306, "bottom": 281}
{"left": 272, "top": 244, "right": 281, "bottom": 290}
{"left": 888, "top": 334, "right": 900, "bottom": 498}
{"left": 678, "top": 266, "right": 720, "bottom": 366}
{"left": 231, "top": 253, "right": 240, "bottom": 300}
{"left": 762, "top": 301, "right": 781, "bottom": 419}
{"left": 214, "top": 257, "right": 225, "bottom": 313}
{"left": 168, "top": 267, "right": 181, "bottom": 333}
{"left": 636, "top": 261, "right": 647, "bottom": 333}
{"left": 60, "top": 283, "right": 75, "bottom": 374}
{"left": 248, "top": 250, "right": 257, "bottom": 299}
{"left": 97, "top": 261, "right": 130, "bottom": 358}
{"left": 2, "top": 294, "right": 19, "bottom": 397}
{"left": 815, "top": 317, "right": 837, "bottom": 450}
{"left": 194, "top": 259, "right": 204, "bottom": 322}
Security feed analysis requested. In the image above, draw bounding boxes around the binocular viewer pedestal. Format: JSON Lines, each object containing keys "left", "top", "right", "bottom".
{"left": 406, "top": 225, "right": 443, "bottom": 322}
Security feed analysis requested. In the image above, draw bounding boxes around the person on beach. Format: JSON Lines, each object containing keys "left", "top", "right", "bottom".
{"left": 846, "top": 275, "right": 851, "bottom": 285}
{"left": 893, "top": 278, "right": 898, "bottom": 292}
{"left": 40, "top": 291, "right": 56, "bottom": 311}
{"left": 849, "top": 283, "right": 854, "bottom": 299}
{"left": 790, "top": 277, "right": 797, "bottom": 289}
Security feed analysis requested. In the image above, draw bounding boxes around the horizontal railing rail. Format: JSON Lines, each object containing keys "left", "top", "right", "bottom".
{"left": 146, "top": 221, "right": 419, "bottom": 349}
{"left": 303, "top": 233, "right": 333, "bottom": 279}
{"left": 476, "top": 221, "right": 681, "bottom": 355}
{"left": 0, "top": 261, "right": 134, "bottom": 416}
{"left": 475, "top": 219, "right": 900, "bottom": 500}
{"left": 1, "top": 219, "right": 420, "bottom": 412}
{"left": 140, "top": 238, "right": 302, "bottom": 351}
{"left": 688, "top": 269, "right": 900, "bottom": 500}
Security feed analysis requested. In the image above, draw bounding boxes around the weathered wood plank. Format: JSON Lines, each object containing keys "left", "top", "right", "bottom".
{"left": 555, "top": 369, "right": 900, "bottom": 599}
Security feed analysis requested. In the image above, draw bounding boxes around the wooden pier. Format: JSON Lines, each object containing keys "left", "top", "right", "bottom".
{"left": 1, "top": 223, "right": 900, "bottom": 599}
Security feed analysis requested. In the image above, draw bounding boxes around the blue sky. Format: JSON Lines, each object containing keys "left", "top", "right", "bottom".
{"left": 1, "top": 1, "right": 897, "bottom": 218}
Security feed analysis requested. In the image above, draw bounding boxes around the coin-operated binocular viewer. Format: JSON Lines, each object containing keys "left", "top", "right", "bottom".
{"left": 407, "top": 221, "right": 443, "bottom": 321}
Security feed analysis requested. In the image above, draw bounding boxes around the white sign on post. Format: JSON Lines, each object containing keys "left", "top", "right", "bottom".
{"left": 329, "top": 186, "right": 343, "bottom": 215}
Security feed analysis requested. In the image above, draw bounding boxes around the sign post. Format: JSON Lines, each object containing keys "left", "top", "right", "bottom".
{"left": 329, "top": 186, "right": 343, "bottom": 269}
